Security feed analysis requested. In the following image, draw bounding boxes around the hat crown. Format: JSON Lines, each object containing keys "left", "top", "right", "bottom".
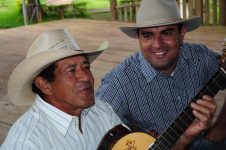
{"left": 136, "top": 0, "right": 182, "bottom": 26}
{"left": 27, "top": 29, "right": 81, "bottom": 58}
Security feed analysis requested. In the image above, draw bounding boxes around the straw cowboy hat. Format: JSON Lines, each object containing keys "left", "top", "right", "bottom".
{"left": 120, "top": 0, "right": 202, "bottom": 38}
{"left": 8, "top": 29, "right": 109, "bottom": 106}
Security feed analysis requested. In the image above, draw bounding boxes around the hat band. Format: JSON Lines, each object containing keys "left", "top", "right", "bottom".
{"left": 136, "top": 18, "right": 183, "bottom": 27}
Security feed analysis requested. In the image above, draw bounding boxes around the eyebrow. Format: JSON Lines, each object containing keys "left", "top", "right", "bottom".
{"left": 141, "top": 27, "right": 176, "bottom": 34}
{"left": 68, "top": 60, "right": 90, "bottom": 67}
{"left": 160, "top": 27, "right": 176, "bottom": 33}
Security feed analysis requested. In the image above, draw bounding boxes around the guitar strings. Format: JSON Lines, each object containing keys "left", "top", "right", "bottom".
{"left": 151, "top": 65, "right": 226, "bottom": 150}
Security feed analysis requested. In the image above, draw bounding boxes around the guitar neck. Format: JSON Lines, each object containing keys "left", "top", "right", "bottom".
{"left": 150, "top": 68, "right": 226, "bottom": 149}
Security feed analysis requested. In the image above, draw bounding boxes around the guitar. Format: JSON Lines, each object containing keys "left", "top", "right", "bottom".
{"left": 98, "top": 49, "right": 226, "bottom": 150}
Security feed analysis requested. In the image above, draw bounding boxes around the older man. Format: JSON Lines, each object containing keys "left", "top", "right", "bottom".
{"left": 0, "top": 29, "right": 121, "bottom": 150}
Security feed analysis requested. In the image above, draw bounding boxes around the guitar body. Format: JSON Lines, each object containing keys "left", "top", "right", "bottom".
{"left": 97, "top": 124, "right": 155, "bottom": 150}
{"left": 112, "top": 132, "right": 155, "bottom": 150}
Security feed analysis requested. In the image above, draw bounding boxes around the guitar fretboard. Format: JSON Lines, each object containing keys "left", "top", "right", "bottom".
{"left": 150, "top": 68, "right": 226, "bottom": 150}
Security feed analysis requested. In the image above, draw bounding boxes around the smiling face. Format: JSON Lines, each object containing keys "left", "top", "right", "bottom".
{"left": 35, "top": 55, "right": 95, "bottom": 116}
{"left": 137, "top": 24, "right": 186, "bottom": 75}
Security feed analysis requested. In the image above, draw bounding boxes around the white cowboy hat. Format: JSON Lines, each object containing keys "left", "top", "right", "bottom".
{"left": 8, "top": 29, "right": 109, "bottom": 106}
{"left": 120, "top": 0, "right": 202, "bottom": 38}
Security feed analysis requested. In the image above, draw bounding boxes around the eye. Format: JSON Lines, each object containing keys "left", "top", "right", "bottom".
{"left": 69, "top": 68, "right": 75, "bottom": 73}
{"left": 141, "top": 32, "right": 152, "bottom": 39}
{"left": 83, "top": 62, "right": 90, "bottom": 69}
{"left": 162, "top": 30, "right": 173, "bottom": 37}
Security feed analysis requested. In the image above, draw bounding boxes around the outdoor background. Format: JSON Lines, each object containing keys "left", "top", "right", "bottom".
{"left": 0, "top": 0, "right": 124, "bottom": 28}
{"left": 0, "top": 0, "right": 225, "bottom": 29}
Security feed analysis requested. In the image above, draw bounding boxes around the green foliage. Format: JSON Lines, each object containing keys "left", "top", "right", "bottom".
{"left": 78, "top": 0, "right": 109, "bottom": 9}
{"left": 74, "top": 1, "right": 89, "bottom": 17}
{"left": 0, "top": 0, "right": 24, "bottom": 28}
{"left": 0, "top": 0, "right": 111, "bottom": 29}
{"left": 16, "top": 0, "right": 22, "bottom": 13}
{"left": 43, "top": 1, "right": 89, "bottom": 19}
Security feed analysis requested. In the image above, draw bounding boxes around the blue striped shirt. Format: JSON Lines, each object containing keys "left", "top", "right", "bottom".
{"left": 96, "top": 43, "right": 220, "bottom": 134}
{"left": 1, "top": 95, "right": 121, "bottom": 150}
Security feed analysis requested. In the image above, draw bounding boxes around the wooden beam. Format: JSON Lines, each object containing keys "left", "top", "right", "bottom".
{"left": 188, "top": 0, "right": 194, "bottom": 18}
{"left": 183, "top": 0, "right": 186, "bottom": 18}
{"left": 110, "top": 0, "right": 118, "bottom": 20}
{"left": 220, "top": 0, "right": 226, "bottom": 26}
{"left": 212, "top": 0, "right": 217, "bottom": 25}
{"left": 204, "top": 0, "right": 209, "bottom": 25}
{"left": 195, "top": 0, "right": 203, "bottom": 24}
{"left": 22, "top": 0, "right": 28, "bottom": 25}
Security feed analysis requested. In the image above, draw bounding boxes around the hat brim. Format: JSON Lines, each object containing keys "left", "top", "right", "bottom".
{"left": 8, "top": 41, "right": 108, "bottom": 106}
{"left": 120, "top": 17, "right": 201, "bottom": 38}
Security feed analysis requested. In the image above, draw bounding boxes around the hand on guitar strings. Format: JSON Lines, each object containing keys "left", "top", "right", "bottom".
{"left": 185, "top": 95, "right": 217, "bottom": 141}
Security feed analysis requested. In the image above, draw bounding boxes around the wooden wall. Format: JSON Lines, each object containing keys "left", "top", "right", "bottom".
{"left": 110, "top": 0, "right": 226, "bottom": 26}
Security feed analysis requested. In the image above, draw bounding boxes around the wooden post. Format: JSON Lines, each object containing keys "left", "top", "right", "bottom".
{"left": 195, "top": 0, "right": 203, "bottom": 24}
{"left": 110, "top": 0, "right": 118, "bottom": 20}
{"left": 22, "top": 0, "right": 28, "bottom": 25}
{"left": 123, "top": 5, "right": 128, "bottom": 22}
{"left": 182, "top": 0, "right": 187, "bottom": 18}
{"left": 204, "top": 0, "right": 209, "bottom": 25}
{"left": 129, "top": 2, "right": 133, "bottom": 22}
{"left": 35, "top": 0, "right": 42, "bottom": 22}
{"left": 212, "top": 0, "right": 217, "bottom": 25}
{"left": 188, "top": 0, "right": 194, "bottom": 18}
{"left": 220, "top": 0, "right": 226, "bottom": 26}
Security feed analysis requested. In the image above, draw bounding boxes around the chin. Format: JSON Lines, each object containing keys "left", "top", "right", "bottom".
{"left": 83, "top": 99, "right": 95, "bottom": 108}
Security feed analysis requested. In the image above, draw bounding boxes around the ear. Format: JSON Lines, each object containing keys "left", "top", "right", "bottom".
{"left": 34, "top": 76, "right": 52, "bottom": 96}
{"left": 180, "top": 25, "right": 187, "bottom": 41}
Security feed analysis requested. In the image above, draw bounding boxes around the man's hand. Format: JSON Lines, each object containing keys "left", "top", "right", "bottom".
{"left": 172, "top": 95, "right": 217, "bottom": 150}
{"left": 186, "top": 95, "right": 217, "bottom": 138}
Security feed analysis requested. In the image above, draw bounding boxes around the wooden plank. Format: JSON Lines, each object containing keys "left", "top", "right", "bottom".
{"left": 183, "top": 0, "right": 187, "bottom": 18}
{"left": 220, "top": 0, "right": 226, "bottom": 26}
{"left": 129, "top": 2, "right": 133, "bottom": 22}
{"left": 195, "top": 0, "right": 203, "bottom": 24}
{"left": 110, "top": 0, "right": 118, "bottom": 20}
{"left": 212, "top": 0, "right": 218, "bottom": 25}
{"left": 118, "top": 8, "right": 122, "bottom": 21}
{"left": 123, "top": 6, "right": 128, "bottom": 22}
{"left": 204, "top": 0, "right": 210, "bottom": 25}
{"left": 188, "top": 0, "right": 194, "bottom": 18}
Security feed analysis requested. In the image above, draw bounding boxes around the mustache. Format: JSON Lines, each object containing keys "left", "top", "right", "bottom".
{"left": 76, "top": 81, "right": 93, "bottom": 91}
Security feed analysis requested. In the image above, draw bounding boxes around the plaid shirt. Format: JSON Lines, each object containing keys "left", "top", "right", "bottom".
{"left": 96, "top": 43, "right": 220, "bottom": 134}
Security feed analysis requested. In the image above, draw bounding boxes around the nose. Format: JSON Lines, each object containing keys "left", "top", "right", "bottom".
{"left": 152, "top": 35, "right": 162, "bottom": 49}
{"left": 76, "top": 69, "right": 91, "bottom": 81}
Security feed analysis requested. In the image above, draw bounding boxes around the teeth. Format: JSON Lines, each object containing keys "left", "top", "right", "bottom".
{"left": 155, "top": 52, "right": 165, "bottom": 55}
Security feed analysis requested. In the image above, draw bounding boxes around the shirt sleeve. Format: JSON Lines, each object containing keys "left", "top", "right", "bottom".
{"left": 96, "top": 76, "right": 128, "bottom": 121}
{"left": 201, "top": 45, "right": 226, "bottom": 89}
{"left": 204, "top": 45, "right": 220, "bottom": 77}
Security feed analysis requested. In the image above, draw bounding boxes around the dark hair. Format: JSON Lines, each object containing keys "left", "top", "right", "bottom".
{"left": 32, "top": 63, "right": 56, "bottom": 97}
{"left": 177, "top": 23, "right": 183, "bottom": 33}
{"left": 136, "top": 24, "right": 184, "bottom": 37}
